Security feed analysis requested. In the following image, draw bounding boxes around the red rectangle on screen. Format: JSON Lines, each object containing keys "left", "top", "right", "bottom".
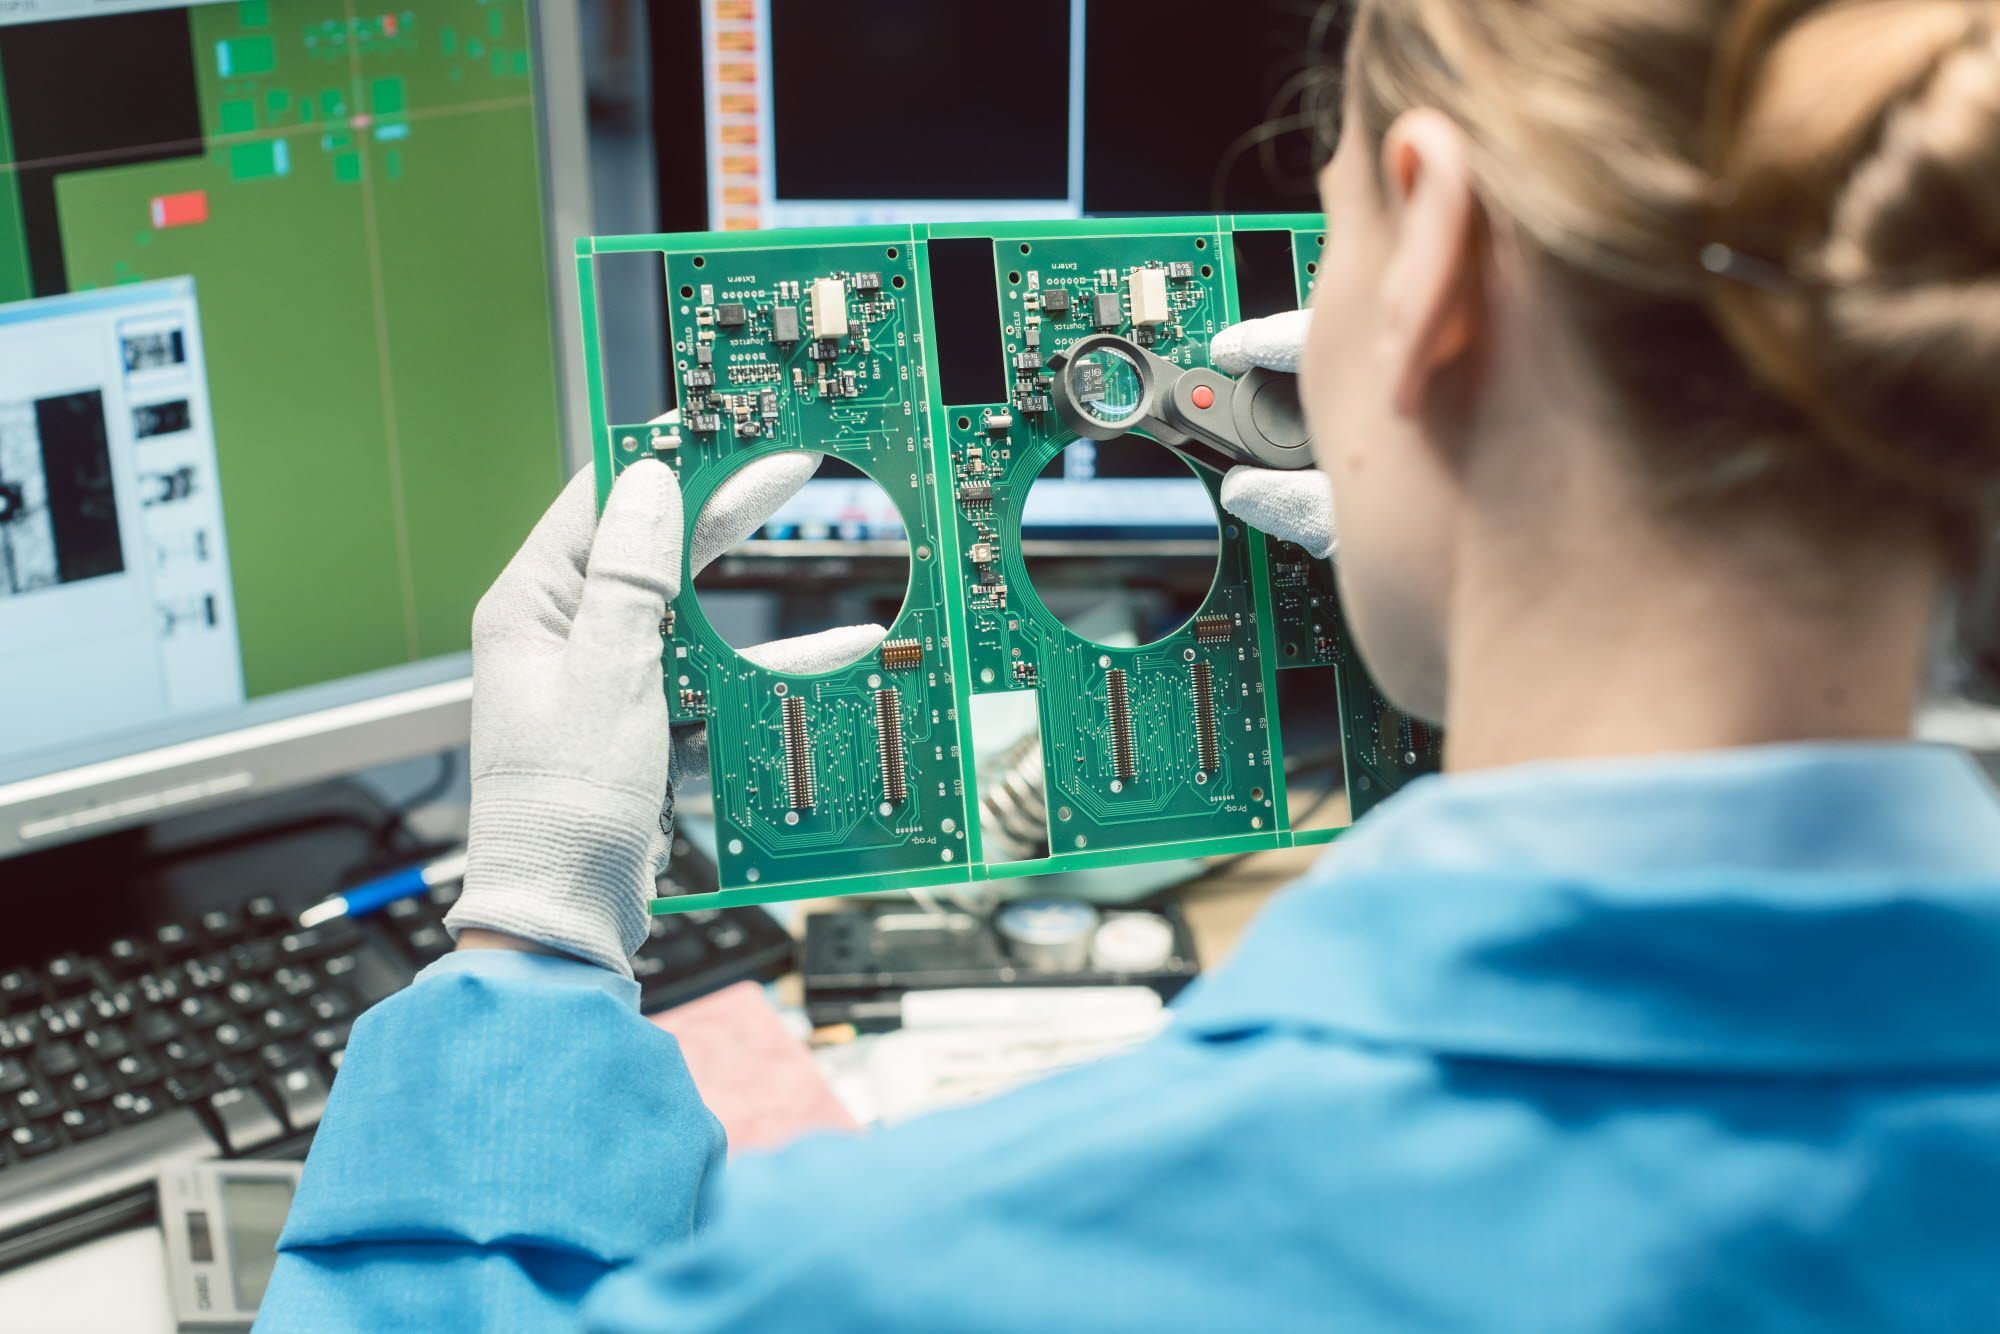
{"left": 150, "top": 191, "right": 209, "bottom": 229}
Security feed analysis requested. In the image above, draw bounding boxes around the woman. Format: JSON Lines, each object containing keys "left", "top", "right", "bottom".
{"left": 261, "top": 1, "right": 2000, "bottom": 1328}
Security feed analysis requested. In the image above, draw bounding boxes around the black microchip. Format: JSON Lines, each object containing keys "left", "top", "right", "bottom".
{"left": 1167, "top": 261, "right": 1194, "bottom": 280}
{"left": 1093, "top": 292, "right": 1122, "bottom": 328}
{"left": 1017, "top": 393, "right": 1052, "bottom": 414}
{"left": 1075, "top": 361, "right": 1105, "bottom": 398}
{"left": 759, "top": 390, "right": 779, "bottom": 417}
{"left": 808, "top": 340, "right": 837, "bottom": 361}
{"left": 1040, "top": 288, "right": 1071, "bottom": 316}
{"left": 852, "top": 271, "right": 882, "bottom": 292}
{"left": 1013, "top": 351, "right": 1043, "bottom": 372}
{"left": 772, "top": 306, "right": 800, "bottom": 343}
{"left": 1135, "top": 327, "right": 1156, "bottom": 346}
{"left": 696, "top": 343, "right": 714, "bottom": 366}
{"left": 686, "top": 367, "right": 715, "bottom": 388}
{"left": 690, "top": 412, "right": 722, "bottom": 432}
{"left": 716, "top": 302, "right": 748, "bottom": 328}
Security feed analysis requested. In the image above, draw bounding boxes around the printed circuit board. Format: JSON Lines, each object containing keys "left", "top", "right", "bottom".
{"left": 577, "top": 216, "right": 1442, "bottom": 912}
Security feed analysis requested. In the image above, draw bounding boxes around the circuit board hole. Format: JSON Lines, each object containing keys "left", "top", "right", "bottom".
{"left": 1019, "top": 435, "right": 1221, "bottom": 648}
{"left": 688, "top": 458, "right": 913, "bottom": 674}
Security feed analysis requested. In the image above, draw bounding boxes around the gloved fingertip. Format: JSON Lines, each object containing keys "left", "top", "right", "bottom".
{"left": 602, "top": 456, "right": 682, "bottom": 533}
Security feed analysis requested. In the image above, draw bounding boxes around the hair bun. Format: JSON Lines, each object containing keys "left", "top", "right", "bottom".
{"left": 1707, "top": 0, "right": 2000, "bottom": 504}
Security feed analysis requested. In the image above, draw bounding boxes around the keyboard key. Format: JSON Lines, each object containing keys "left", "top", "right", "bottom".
{"left": 272, "top": 966, "right": 317, "bottom": 998}
{"left": 137, "top": 972, "right": 183, "bottom": 1007}
{"left": 321, "top": 953, "right": 361, "bottom": 981}
{"left": 59, "top": 1104, "right": 110, "bottom": 1140}
{"left": 65, "top": 1067, "right": 112, "bottom": 1104}
{"left": 182, "top": 955, "right": 229, "bottom": 992}
{"left": 8, "top": 1121, "right": 59, "bottom": 1158}
{"left": 228, "top": 939, "right": 279, "bottom": 974}
{"left": 33, "top": 1041, "right": 80, "bottom": 1079}
{"left": 200, "top": 908, "right": 245, "bottom": 945}
{"left": 111, "top": 1088, "right": 164, "bottom": 1125}
{"left": 162, "top": 1036, "right": 213, "bottom": 1071}
{"left": 384, "top": 897, "right": 426, "bottom": 925}
{"left": 114, "top": 1052, "right": 163, "bottom": 1086}
{"left": 206, "top": 1087, "right": 285, "bottom": 1153}
{"left": 258, "top": 1041, "right": 309, "bottom": 1073}
{"left": 426, "top": 881, "right": 462, "bottom": 911}
{"left": 0, "top": 967, "right": 40, "bottom": 1008}
{"left": 317, "top": 918, "right": 363, "bottom": 952}
{"left": 244, "top": 896, "right": 287, "bottom": 933}
{"left": 633, "top": 955, "right": 667, "bottom": 980}
{"left": 14, "top": 1084, "right": 59, "bottom": 1119}
{"left": 279, "top": 928, "right": 330, "bottom": 960}
{"left": 130, "top": 1009, "right": 179, "bottom": 1047}
{"left": 212, "top": 1022, "right": 258, "bottom": 1054}
{"left": 258, "top": 1006, "right": 307, "bottom": 1040}
{"left": 44, "top": 954, "right": 90, "bottom": 996}
{"left": 176, "top": 996, "right": 226, "bottom": 1030}
{"left": 153, "top": 922, "right": 196, "bottom": 959}
{"left": 269, "top": 1066, "right": 329, "bottom": 1130}
{"left": 308, "top": 1022, "right": 352, "bottom": 1057}
{"left": 225, "top": 979, "right": 273, "bottom": 1011}
{"left": 81, "top": 1025, "right": 130, "bottom": 1060}
{"left": 213, "top": 1057, "right": 260, "bottom": 1089}
{"left": 405, "top": 924, "right": 451, "bottom": 963}
{"left": 85, "top": 987, "right": 132, "bottom": 1023}
{"left": 38, "top": 1001, "right": 85, "bottom": 1037}
{"left": 0, "top": 1057, "right": 28, "bottom": 1093}
{"left": 164, "top": 1073, "right": 212, "bottom": 1106}
{"left": 105, "top": 936, "right": 153, "bottom": 977}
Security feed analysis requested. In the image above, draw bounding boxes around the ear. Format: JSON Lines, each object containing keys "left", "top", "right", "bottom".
{"left": 1374, "top": 109, "right": 1484, "bottom": 420}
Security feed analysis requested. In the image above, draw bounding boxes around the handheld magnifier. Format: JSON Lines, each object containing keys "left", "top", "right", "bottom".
{"left": 1046, "top": 333, "right": 1313, "bottom": 471}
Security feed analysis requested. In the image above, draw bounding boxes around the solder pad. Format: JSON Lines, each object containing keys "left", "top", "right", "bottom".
{"left": 577, "top": 216, "right": 1442, "bottom": 913}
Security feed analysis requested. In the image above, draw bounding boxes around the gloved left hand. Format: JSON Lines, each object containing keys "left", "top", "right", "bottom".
{"left": 1211, "top": 310, "right": 1338, "bottom": 559}
{"left": 444, "top": 453, "right": 883, "bottom": 975}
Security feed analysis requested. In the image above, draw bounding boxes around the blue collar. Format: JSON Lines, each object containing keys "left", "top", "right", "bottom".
{"left": 1176, "top": 744, "right": 2000, "bottom": 1073}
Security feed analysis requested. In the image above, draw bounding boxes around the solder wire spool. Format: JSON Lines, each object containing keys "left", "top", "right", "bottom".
{"left": 996, "top": 898, "right": 1100, "bottom": 973}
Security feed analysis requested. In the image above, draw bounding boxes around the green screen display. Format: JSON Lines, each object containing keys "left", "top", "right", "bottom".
{"left": 0, "top": 0, "right": 565, "bottom": 699}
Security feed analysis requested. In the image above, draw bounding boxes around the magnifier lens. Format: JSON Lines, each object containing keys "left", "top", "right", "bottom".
{"left": 1069, "top": 346, "right": 1146, "bottom": 428}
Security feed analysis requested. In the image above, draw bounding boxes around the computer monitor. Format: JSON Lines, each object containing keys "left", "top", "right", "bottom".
{"left": 0, "top": 0, "right": 592, "bottom": 858}
{"left": 655, "top": 0, "right": 1338, "bottom": 548}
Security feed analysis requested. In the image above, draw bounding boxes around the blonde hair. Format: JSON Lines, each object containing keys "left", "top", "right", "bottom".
{"left": 1348, "top": 0, "right": 2000, "bottom": 564}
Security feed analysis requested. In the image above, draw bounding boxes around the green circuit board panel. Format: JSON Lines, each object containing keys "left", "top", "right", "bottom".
{"left": 576, "top": 216, "right": 1443, "bottom": 914}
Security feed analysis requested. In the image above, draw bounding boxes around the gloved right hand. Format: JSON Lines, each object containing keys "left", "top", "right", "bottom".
{"left": 445, "top": 450, "right": 882, "bottom": 975}
{"left": 1211, "top": 310, "right": 1338, "bottom": 559}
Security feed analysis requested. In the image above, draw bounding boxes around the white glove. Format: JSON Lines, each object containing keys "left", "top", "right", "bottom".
{"left": 445, "top": 449, "right": 885, "bottom": 974}
{"left": 1211, "top": 310, "right": 1337, "bottom": 560}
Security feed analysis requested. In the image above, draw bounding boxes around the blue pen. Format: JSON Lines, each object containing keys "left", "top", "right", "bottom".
{"left": 297, "top": 850, "right": 469, "bottom": 928}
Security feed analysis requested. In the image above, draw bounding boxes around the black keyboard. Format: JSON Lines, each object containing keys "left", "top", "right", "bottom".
{"left": 0, "top": 852, "right": 794, "bottom": 1270}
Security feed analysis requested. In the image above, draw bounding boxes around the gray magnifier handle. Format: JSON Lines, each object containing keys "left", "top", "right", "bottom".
{"left": 1047, "top": 333, "right": 1314, "bottom": 471}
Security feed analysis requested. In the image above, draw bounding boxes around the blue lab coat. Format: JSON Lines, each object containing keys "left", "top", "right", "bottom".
{"left": 260, "top": 744, "right": 2000, "bottom": 1331}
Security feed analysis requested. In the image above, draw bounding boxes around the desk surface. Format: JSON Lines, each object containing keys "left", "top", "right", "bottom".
{"left": 0, "top": 844, "right": 1319, "bottom": 1330}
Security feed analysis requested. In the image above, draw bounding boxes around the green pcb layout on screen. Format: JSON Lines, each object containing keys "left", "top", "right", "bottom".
{"left": 580, "top": 218, "right": 1445, "bottom": 913}
{"left": 0, "top": 0, "right": 563, "bottom": 697}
